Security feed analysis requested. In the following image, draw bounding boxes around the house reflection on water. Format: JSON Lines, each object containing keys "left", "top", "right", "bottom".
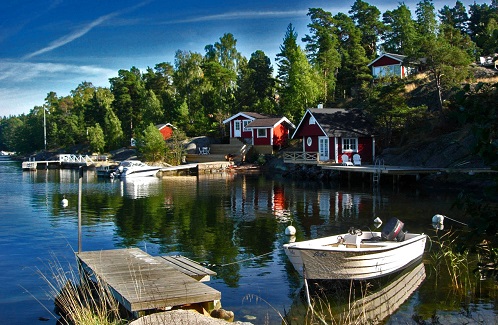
{"left": 226, "top": 175, "right": 387, "bottom": 239}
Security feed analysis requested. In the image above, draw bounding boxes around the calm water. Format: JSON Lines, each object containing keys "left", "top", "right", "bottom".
{"left": 0, "top": 157, "right": 496, "bottom": 324}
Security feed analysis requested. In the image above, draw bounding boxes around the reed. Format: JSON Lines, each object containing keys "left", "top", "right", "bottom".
{"left": 37, "top": 252, "right": 124, "bottom": 325}
{"left": 304, "top": 281, "right": 373, "bottom": 325}
{"left": 429, "top": 230, "right": 476, "bottom": 291}
{"left": 247, "top": 281, "right": 372, "bottom": 325}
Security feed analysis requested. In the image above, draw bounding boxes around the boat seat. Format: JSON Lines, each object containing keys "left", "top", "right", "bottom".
{"left": 343, "top": 234, "right": 361, "bottom": 248}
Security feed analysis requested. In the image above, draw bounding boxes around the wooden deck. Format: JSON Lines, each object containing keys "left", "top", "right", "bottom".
{"left": 77, "top": 248, "right": 221, "bottom": 314}
{"left": 321, "top": 164, "right": 442, "bottom": 175}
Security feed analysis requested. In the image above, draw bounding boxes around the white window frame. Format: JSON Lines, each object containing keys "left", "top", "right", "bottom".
{"left": 342, "top": 138, "right": 358, "bottom": 152}
{"left": 309, "top": 116, "right": 316, "bottom": 125}
{"left": 243, "top": 120, "right": 250, "bottom": 131}
{"left": 257, "top": 128, "right": 267, "bottom": 138}
{"left": 318, "top": 136, "right": 329, "bottom": 161}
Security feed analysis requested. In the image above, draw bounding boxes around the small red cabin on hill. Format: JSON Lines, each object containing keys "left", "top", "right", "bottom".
{"left": 292, "top": 108, "right": 375, "bottom": 164}
{"left": 155, "top": 123, "right": 175, "bottom": 140}
{"left": 367, "top": 53, "right": 417, "bottom": 79}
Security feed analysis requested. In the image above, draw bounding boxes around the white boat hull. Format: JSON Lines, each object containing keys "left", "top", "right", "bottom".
{"left": 120, "top": 167, "right": 160, "bottom": 178}
{"left": 112, "top": 160, "right": 161, "bottom": 178}
{"left": 283, "top": 232, "right": 426, "bottom": 280}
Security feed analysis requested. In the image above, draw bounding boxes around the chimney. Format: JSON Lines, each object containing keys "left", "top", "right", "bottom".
{"left": 317, "top": 103, "right": 323, "bottom": 109}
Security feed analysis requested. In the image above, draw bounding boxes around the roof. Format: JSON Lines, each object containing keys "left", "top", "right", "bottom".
{"left": 222, "top": 112, "right": 270, "bottom": 124}
{"left": 293, "top": 108, "right": 374, "bottom": 138}
{"left": 155, "top": 123, "right": 176, "bottom": 130}
{"left": 367, "top": 53, "right": 407, "bottom": 67}
{"left": 245, "top": 117, "right": 296, "bottom": 129}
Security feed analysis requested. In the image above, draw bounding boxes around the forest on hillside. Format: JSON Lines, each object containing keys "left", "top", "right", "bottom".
{"left": 0, "top": 0, "right": 497, "bottom": 160}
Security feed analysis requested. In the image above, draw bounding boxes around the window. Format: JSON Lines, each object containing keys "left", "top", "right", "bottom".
{"left": 309, "top": 116, "right": 316, "bottom": 125}
{"left": 306, "top": 137, "right": 312, "bottom": 147}
{"left": 234, "top": 122, "right": 241, "bottom": 131}
{"left": 342, "top": 138, "right": 358, "bottom": 152}
{"left": 257, "top": 128, "right": 267, "bottom": 138}
{"left": 243, "top": 120, "right": 250, "bottom": 131}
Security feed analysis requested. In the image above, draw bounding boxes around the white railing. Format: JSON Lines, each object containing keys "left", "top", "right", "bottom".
{"left": 283, "top": 151, "right": 319, "bottom": 164}
{"left": 22, "top": 161, "right": 37, "bottom": 170}
{"left": 58, "top": 154, "right": 94, "bottom": 164}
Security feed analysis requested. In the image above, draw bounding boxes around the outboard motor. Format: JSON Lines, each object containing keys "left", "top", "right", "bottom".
{"left": 381, "top": 217, "right": 406, "bottom": 242}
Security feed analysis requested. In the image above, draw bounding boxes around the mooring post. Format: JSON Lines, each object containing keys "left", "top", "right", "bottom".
{"left": 78, "top": 167, "right": 83, "bottom": 253}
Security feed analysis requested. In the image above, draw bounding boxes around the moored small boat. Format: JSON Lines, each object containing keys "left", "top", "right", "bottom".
{"left": 111, "top": 160, "right": 162, "bottom": 178}
{"left": 283, "top": 218, "right": 427, "bottom": 280}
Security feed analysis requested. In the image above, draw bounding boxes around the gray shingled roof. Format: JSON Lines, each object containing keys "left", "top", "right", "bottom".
{"left": 308, "top": 108, "right": 374, "bottom": 137}
{"left": 240, "top": 112, "right": 271, "bottom": 119}
{"left": 245, "top": 117, "right": 295, "bottom": 129}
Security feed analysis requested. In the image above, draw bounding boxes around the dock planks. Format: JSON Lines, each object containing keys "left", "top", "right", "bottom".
{"left": 156, "top": 255, "right": 217, "bottom": 282}
{"left": 77, "top": 248, "right": 221, "bottom": 314}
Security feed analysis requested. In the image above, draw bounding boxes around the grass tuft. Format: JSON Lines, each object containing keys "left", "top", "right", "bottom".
{"left": 429, "top": 229, "right": 477, "bottom": 292}
{"left": 37, "top": 252, "right": 125, "bottom": 325}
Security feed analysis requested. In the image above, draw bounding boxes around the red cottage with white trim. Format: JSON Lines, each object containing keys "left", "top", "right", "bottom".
{"left": 292, "top": 108, "right": 375, "bottom": 164}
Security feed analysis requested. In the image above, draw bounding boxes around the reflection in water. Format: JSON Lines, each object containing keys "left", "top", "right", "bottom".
{"left": 289, "top": 261, "right": 426, "bottom": 324}
{"left": 6, "top": 167, "right": 489, "bottom": 325}
{"left": 118, "top": 177, "right": 162, "bottom": 199}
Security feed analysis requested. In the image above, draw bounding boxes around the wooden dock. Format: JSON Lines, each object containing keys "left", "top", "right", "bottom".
{"left": 159, "top": 162, "right": 233, "bottom": 176}
{"left": 77, "top": 248, "right": 221, "bottom": 315}
{"left": 319, "top": 164, "right": 495, "bottom": 184}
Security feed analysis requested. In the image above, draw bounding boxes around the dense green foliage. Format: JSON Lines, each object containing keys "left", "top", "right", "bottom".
{"left": 135, "top": 123, "right": 166, "bottom": 162}
{"left": 0, "top": 0, "right": 497, "bottom": 159}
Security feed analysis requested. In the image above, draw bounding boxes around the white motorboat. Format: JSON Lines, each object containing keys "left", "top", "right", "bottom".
{"left": 111, "top": 160, "right": 161, "bottom": 178}
{"left": 283, "top": 218, "right": 427, "bottom": 280}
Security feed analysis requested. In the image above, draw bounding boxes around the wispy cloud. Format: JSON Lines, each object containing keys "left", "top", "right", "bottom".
{"left": 166, "top": 10, "right": 309, "bottom": 24}
{"left": 0, "top": 60, "right": 115, "bottom": 83}
{"left": 22, "top": 1, "right": 151, "bottom": 60}
{"left": 22, "top": 15, "right": 116, "bottom": 60}
{"left": 0, "top": 60, "right": 117, "bottom": 115}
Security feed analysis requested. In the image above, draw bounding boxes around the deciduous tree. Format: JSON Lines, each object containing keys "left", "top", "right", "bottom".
{"left": 135, "top": 123, "right": 165, "bottom": 162}
{"left": 87, "top": 123, "right": 105, "bottom": 154}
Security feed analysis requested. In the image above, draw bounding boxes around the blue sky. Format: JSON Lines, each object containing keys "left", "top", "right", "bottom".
{"left": 0, "top": 0, "right": 482, "bottom": 116}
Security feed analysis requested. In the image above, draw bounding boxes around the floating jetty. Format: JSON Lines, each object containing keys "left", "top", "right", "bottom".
{"left": 21, "top": 154, "right": 95, "bottom": 170}
{"left": 77, "top": 248, "right": 220, "bottom": 316}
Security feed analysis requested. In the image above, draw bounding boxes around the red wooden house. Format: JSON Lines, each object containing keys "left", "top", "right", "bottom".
{"left": 223, "top": 112, "right": 295, "bottom": 152}
{"left": 155, "top": 123, "right": 175, "bottom": 140}
{"left": 367, "top": 53, "right": 417, "bottom": 79}
{"left": 292, "top": 108, "right": 375, "bottom": 164}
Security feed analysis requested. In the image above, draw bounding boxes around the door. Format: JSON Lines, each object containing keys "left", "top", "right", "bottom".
{"left": 319, "top": 137, "right": 329, "bottom": 161}
{"left": 234, "top": 120, "right": 241, "bottom": 137}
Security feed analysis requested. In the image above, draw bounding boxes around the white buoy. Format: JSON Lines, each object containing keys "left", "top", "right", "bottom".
{"left": 373, "top": 217, "right": 383, "bottom": 228}
{"left": 61, "top": 196, "right": 68, "bottom": 207}
{"left": 432, "top": 214, "right": 444, "bottom": 224}
{"left": 432, "top": 223, "right": 444, "bottom": 230}
{"left": 285, "top": 225, "right": 296, "bottom": 236}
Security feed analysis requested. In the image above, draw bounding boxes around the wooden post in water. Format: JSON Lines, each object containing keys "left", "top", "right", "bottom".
{"left": 78, "top": 167, "right": 83, "bottom": 253}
